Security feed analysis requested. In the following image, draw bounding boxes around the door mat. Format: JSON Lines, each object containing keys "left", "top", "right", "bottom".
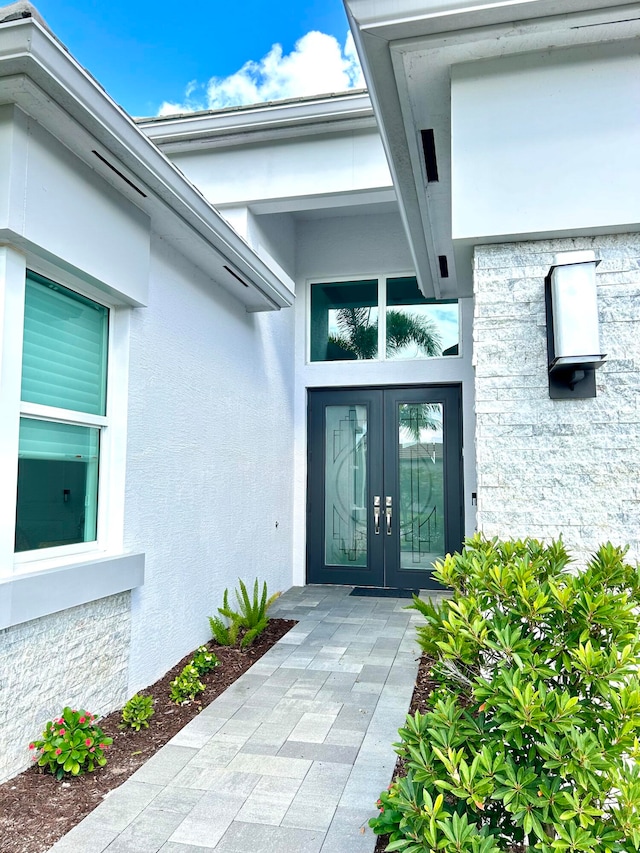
{"left": 350, "top": 587, "right": 418, "bottom": 599}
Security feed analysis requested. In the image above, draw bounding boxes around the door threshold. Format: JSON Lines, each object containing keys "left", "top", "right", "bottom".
{"left": 350, "top": 587, "right": 418, "bottom": 599}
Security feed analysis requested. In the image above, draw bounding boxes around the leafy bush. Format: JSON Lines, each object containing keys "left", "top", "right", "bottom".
{"left": 29, "top": 707, "right": 112, "bottom": 780}
{"left": 209, "top": 579, "right": 280, "bottom": 649}
{"left": 169, "top": 664, "right": 205, "bottom": 705}
{"left": 121, "top": 694, "right": 154, "bottom": 731}
{"left": 370, "top": 535, "right": 640, "bottom": 853}
{"left": 191, "top": 645, "right": 219, "bottom": 674}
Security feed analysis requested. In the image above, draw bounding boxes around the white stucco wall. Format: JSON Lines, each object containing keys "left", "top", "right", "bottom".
{"left": 0, "top": 105, "right": 150, "bottom": 306}
{"left": 0, "top": 230, "right": 295, "bottom": 782}
{"left": 451, "top": 42, "right": 640, "bottom": 242}
{"left": 247, "top": 211, "right": 297, "bottom": 285}
{"left": 474, "top": 234, "right": 640, "bottom": 564}
{"left": 0, "top": 105, "right": 16, "bottom": 224}
{"left": 123, "top": 234, "right": 295, "bottom": 693}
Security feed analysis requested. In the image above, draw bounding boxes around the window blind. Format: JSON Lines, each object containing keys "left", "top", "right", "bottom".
{"left": 18, "top": 418, "right": 99, "bottom": 461}
{"left": 21, "top": 272, "right": 108, "bottom": 416}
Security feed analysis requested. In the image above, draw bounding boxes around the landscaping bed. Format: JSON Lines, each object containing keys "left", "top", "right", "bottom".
{"left": 0, "top": 618, "right": 296, "bottom": 853}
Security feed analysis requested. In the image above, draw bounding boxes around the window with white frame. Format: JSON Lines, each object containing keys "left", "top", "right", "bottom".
{"left": 309, "top": 275, "right": 459, "bottom": 363}
{"left": 15, "top": 271, "right": 109, "bottom": 554}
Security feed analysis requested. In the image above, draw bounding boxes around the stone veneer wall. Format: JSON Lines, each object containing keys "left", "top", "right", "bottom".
{"left": 0, "top": 593, "right": 131, "bottom": 783}
{"left": 474, "top": 234, "right": 640, "bottom": 566}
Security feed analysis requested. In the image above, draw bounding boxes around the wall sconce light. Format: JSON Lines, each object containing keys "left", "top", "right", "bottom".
{"left": 544, "top": 250, "right": 606, "bottom": 399}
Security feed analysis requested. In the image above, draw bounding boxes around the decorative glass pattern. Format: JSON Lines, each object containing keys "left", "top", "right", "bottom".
{"left": 324, "top": 405, "right": 368, "bottom": 566}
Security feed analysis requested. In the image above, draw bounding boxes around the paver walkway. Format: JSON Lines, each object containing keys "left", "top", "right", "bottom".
{"left": 49, "top": 584, "right": 445, "bottom": 853}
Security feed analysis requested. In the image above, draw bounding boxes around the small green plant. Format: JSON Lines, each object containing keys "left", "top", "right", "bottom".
{"left": 29, "top": 707, "right": 112, "bottom": 781}
{"left": 209, "top": 579, "right": 280, "bottom": 649}
{"left": 191, "top": 645, "right": 219, "bottom": 674}
{"left": 169, "top": 664, "right": 205, "bottom": 705}
{"left": 120, "top": 694, "right": 154, "bottom": 731}
{"left": 371, "top": 535, "right": 640, "bottom": 853}
{"left": 208, "top": 590, "right": 241, "bottom": 647}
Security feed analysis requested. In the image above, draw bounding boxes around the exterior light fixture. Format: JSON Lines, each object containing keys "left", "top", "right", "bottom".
{"left": 544, "top": 250, "right": 606, "bottom": 399}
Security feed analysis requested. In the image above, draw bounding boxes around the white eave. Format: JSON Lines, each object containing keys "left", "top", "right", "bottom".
{"left": 0, "top": 13, "right": 293, "bottom": 311}
{"left": 139, "top": 90, "right": 378, "bottom": 153}
{"left": 345, "top": 0, "right": 640, "bottom": 298}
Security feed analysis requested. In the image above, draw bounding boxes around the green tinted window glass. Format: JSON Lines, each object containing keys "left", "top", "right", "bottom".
{"left": 310, "top": 280, "right": 378, "bottom": 361}
{"left": 15, "top": 418, "right": 99, "bottom": 552}
{"left": 386, "top": 277, "right": 458, "bottom": 360}
{"left": 21, "top": 272, "right": 108, "bottom": 415}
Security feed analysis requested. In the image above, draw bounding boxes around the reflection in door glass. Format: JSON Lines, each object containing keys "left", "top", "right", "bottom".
{"left": 398, "top": 403, "right": 445, "bottom": 570}
{"left": 325, "top": 406, "right": 368, "bottom": 566}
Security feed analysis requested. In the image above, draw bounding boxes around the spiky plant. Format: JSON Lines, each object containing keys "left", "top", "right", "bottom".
{"left": 209, "top": 580, "right": 280, "bottom": 649}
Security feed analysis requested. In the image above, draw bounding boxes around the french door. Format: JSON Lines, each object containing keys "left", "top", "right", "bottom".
{"left": 307, "top": 385, "right": 463, "bottom": 589}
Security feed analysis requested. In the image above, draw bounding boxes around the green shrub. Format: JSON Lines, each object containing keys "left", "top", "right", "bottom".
{"left": 29, "top": 707, "right": 112, "bottom": 781}
{"left": 209, "top": 579, "right": 280, "bottom": 648}
{"left": 370, "top": 535, "right": 640, "bottom": 853}
{"left": 121, "top": 694, "right": 154, "bottom": 731}
{"left": 192, "top": 645, "right": 219, "bottom": 674}
{"left": 169, "top": 664, "right": 205, "bottom": 705}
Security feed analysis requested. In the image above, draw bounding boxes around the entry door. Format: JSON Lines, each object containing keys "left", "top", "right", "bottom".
{"left": 307, "top": 385, "right": 463, "bottom": 589}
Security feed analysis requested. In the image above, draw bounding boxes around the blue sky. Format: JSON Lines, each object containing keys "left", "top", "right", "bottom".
{"left": 34, "top": 0, "right": 362, "bottom": 117}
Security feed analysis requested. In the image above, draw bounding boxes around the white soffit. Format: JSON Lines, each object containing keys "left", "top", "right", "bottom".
{"left": 346, "top": 0, "right": 640, "bottom": 298}
{"left": 0, "top": 13, "right": 292, "bottom": 311}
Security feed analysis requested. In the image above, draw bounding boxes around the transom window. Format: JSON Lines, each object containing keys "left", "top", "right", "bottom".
{"left": 15, "top": 271, "right": 109, "bottom": 554}
{"left": 310, "top": 276, "right": 459, "bottom": 362}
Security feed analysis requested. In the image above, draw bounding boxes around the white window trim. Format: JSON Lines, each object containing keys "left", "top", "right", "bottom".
{"left": 0, "top": 245, "right": 142, "bottom": 613}
{"left": 305, "top": 271, "right": 462, "bottom": 365}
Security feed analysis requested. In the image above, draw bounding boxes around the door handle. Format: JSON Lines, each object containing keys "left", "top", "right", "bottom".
{"left": 385, "top": 496, "right": 392, "bottom": 535}
{"left": 373, "top": 496, "right": 381, "bottom": 535}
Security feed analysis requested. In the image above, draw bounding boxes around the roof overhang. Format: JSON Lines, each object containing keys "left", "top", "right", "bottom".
{"left": 140, "top": 89, "right": 398, "bottom": 228}
{"left": 345, "top": 0, "right": 640, "bottom": 298}
{"left": 139, "top": 90, "right": 377, "bottom": 153}
{"left": 0, "top": 9, "right": 293, "bottom": 311}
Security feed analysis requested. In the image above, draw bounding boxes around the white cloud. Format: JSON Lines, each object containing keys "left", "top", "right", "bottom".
{"left": 158, "top": 31, "right": 364, "bottom": 116}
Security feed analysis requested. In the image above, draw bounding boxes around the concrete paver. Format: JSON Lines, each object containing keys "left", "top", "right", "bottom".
{"left": 48, "top": 585, "right": 431, "bottom": 853}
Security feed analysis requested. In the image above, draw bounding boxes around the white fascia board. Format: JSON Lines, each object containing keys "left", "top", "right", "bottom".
{"left": 346, "top": 7, "right": 441, "bottom": 298}
{"left": 346, "top": 0, "right": 640, "bottom": 298}
{"left": 140, "top": 91, "right": 377, "bottom": 151}
{"left": 347, "top": 0, "right": 640, "bottom": 39}
{"left": 244, "top": 187, "right": 398, "bottom": 216}
{"left": 0, "top": 17, "right": 292, "bottom": 311}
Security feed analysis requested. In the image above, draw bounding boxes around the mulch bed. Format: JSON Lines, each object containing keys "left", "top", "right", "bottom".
{"left": 373, "top": 653, "right": 437, "bottom": 853}
{"left": 0, "top": 618, "right": 296, "bottom": 853}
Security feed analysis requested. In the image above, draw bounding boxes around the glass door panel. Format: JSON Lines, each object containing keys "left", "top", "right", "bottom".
{"left": 324, "top": 405, "right": 368, "bottom": 567}
{"left": 398, "top": 402, "right": 445, "bottom": 571}
{"left": 383, "top": 385, "right": 463, "bottom": 589}
{"left": 307, "top": 389, "right": 384, "bottom": 587}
